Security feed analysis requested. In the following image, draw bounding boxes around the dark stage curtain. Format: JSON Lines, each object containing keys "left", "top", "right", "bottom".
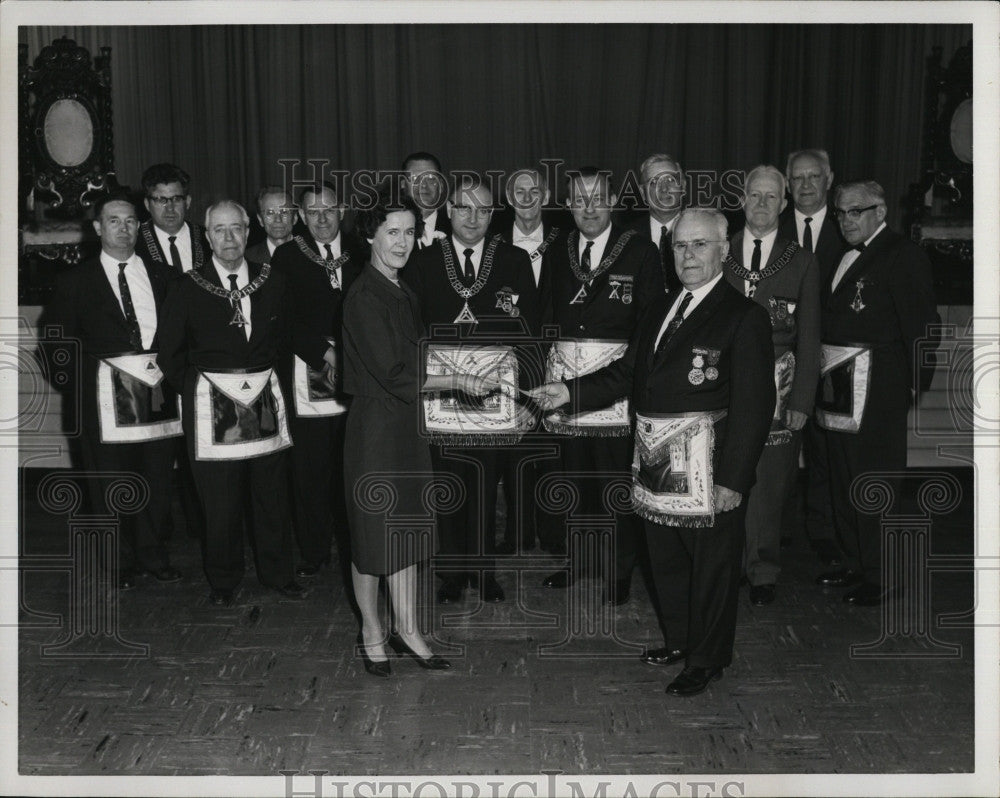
{"left": 20, "top": 24, "right": 971, "bottom": 228}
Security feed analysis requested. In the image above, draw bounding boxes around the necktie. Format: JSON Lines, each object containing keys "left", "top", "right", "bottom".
{"left": 229, "top": 274, "right": 249, "bottom": 340}
{"left": 802, "top": 217, "right": 814, "bottom": 252}
{"left": 582, "top": 240, "right": 594, "bottom": 274}
{"left": 853, "top": 242, "right": 866, "bottom": 252}
{"left": 463, "top": 248, "right": 475, "bottom": 283}
{"left": 324, "top": 243, "right": 340, "bottom": 289}
{"left": 118, "top": 263, "right": 143, "bottom": 351}
{"left": 168, "top": 235, "right": 182, "bottom": 273}
{"left": 748, "top": 238, "right": 762, "bottom": 298}
{"left": 659, "top": 225, "right": 670, "bottom": 270}
{"left": 656, "top": 291, "right": 693, "bottom": 355}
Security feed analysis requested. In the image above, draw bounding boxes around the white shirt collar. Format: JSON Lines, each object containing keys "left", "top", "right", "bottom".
{"left": 452, "top": 235, "right": 485, "bottom": 270}
{"left": 794, "top": 205, "right": 827, "bottom": 228}
{"left": 313, "top": 233, "right": 341, "bottom": 259}
{"left": 578, "top": 222, "right": 613, "bottom": 260}
{"left": 153, "top": 221, "right": 189, "bottom": 246}
{"left": 213, "top": 256, "right": 248, "bottom": 286}
{"left": 100, "top": 250, "right": 143, "bottom": 271}
{"left": 512, "top": 220, "right": 544, "bottom": 245}
{"left": 648, "top": 214, "right": 677, "bottom": 242}
{"left": 863, "top": 222, "right": 887, "bottom": 247}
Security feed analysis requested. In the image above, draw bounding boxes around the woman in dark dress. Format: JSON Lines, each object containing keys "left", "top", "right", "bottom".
{"left": 343, "top": 192, "right": 496, "bottom": 676}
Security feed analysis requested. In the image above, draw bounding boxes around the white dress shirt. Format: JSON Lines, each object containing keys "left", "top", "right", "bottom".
{"left": 153, "top": 222, "right": 193, "bottom": 272}
{"left": 100, "top": 251, "right": 157, "bottom": 350}
{"left": 315, "top": 233, "right": 343, "bottom": 288}
{"left": 213, "top": 257, "right": 251, "bottom": 340}
{"left": 831, "top": 222, "right": 886, "bottom": 291}
{"left": 578, "top": 223, "right": 613, "bottom": 273}
{"left": 649, "top": 215, "right": 678, "bottom": 244}
{"left": 794, "top": 205, "right": 828, "bottom": 252}
{"left": 419, "top": 209, "right": 442, "bottom": 248}
{"left": 741, "top": 228, "right": 778, "bottom": 295}
{"left": 653, "top": 272, "right": 724, "bottom": 350}
{"left": 452, "top": 236, "right": 486, "bottom": 277}
{"left": 512, "top": 221, "right": 545, "bottom": 286}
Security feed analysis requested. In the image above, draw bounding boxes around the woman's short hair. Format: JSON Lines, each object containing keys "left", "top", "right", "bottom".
{"left": 355, "top": 187, "right": 424, "bottom": 241}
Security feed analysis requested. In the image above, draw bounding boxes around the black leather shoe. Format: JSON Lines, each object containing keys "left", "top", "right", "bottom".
{"left": 388, "top": 634, "right": 452, "bottom": 670}
{"left": 640, "top": 647, "right": 687, "bottom": 666}
{"left": 815, "top": 568, "right": 863, "bottom": 587}
{"left": 273, "top": 581, "right": 306, "bottom": 599}
{"left": 603, "top": 578, "right": 631, "bottom": 606}
{"left": 357, "top": 635, "right": 391, "bottom": 678}
{"left": 436, "top": 579, "right": 464, "bottom": 604}
{"left": 749, "top": 584, "right": 776, "bottom": 606}
{"left": 296, "top": 558, "right": 330, "bottom": 578}
{"left": 480, "top": 574, "right": 505, "bottom": 603}
{"left": 666, "top": 666, "right": 724, "bottom": 696}
{"left": 542, "top": 570, "right": 573, "bottom": 589}
{"left": 142, "top": 565, "right": 182, "bottom": 583}
{"left": 843, "top": 583, "right": 900, "bottom": 606}
{"left": 118, "top": 568, "right": 138, "bottom": 591}
{"left": 209, "top": 589, "right": 234, "bottom": 607}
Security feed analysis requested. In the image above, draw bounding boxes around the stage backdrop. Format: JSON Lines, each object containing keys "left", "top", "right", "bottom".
{"left": 19, "top": 24, "right": 971, "bottom": 228}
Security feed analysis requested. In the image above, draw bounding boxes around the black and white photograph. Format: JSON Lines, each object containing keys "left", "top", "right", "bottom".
{"left": 1, "top": 2, "right": 998, "bottom": 796}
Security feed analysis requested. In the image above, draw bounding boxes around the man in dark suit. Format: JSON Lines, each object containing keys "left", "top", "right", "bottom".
{"left": 490, "top": 167, "right": 566, "bottom": 554}
{"left": 246, "top": 185, "right": 296, "bottom": 265}
{"left": 270, "top": 181, "right": 362, "bottom": 577}
{"left": 403, "top": 176, "right": 541, "bottom": 604}
{"left": 134, "top": 162, "right": 208, "bottom": 542}
{"left": 725, "top": 165, "right": 821, "bottom": 606}
{"left": 402, "top": 151, "right": 451, "bottom": 248}
{"left": 539, "top": 167, "right": 664, "bottom": 605}
{"left": 815, "top": 181, "right": 938, "bottom": 606}
{"left": 778, "top": 149, "right": 846, "bottom": 567}
{"left": 626, "top": 153, "right": 685, "bottom": 293}
{"left": 530, "top": 208, "right": 775, "bottom": 695}
{"left": 135, "top": 163, "right": 209, "bottom": 274}
{"left": 157, "top": 200, "right": 304, "bottom": 606}
{"left": 45, "top": 192, "right": 183, "bottom": 589}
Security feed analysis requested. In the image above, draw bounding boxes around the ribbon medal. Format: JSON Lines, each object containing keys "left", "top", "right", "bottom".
{"left": 850, "top": 278, "right": 867, "bottom": 314}
{"left": 495, "top": 287, "right": 521, "bottom": 317}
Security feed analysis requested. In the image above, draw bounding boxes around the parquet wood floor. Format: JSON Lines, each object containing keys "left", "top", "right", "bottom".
{"left": 16, "top": 468, "right": 975, "bottom": 776}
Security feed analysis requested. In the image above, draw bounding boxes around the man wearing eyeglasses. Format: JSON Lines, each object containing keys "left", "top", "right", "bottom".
{"left": 269, "top": 181, "right": 363, "bottom": 579}
{"left": 815, "top": 181, "right": 938, "bottom": 607}
{"left": 135, "top": 162, "right": 208, "bottom": 543}
{"left": 246, "top": 186, "right": 296, "bottom": 265}
{"left": 778, "top": 149, "right": 847, "bottom": 570}
{"left": 724, "top": 165, "right": 820, "bottom": 607}
{"left": 401, "top": 151, "right": 451, "bottom": 248}
{"left": 402, "top": 176, "right": 540, "bottom": 605}
{"left": 626, "top": 153, "right": 686, "bottom": 293}
{"left": 538, "top": 167, "right": 664, "bottom": 607}
{"left": 529, "top": 207, "right": 775, "bottom": 695}
{"left": 136, "top": 163, "right": 209, "bottom": 274}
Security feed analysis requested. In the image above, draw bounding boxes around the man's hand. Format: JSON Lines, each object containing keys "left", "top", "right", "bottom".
{"left": 323, "top": 362, "right": 337, "bottom": 391}
{"left": 784, "top": 409, "right": 808, "bottom": 431}
{"left": 526, "top": 382, "right": 570, "bottom": 411}
{"left": 713, "top": 485, "right": 742, "bottom": 513}
{"left": 457, "top": 370, "right": 501, "bottom": 397}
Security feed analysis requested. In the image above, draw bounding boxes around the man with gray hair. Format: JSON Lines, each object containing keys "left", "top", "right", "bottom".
{"left": 158, "top": 200, "right": 304, "bottom": 607}
{"left": 246, "top": 185, "right": 296, "bottom": 264}
{"left": 530, "top": 206, "right": 775, "bottom": 695}
{"left": 725, "top": 165, "right": 821, "bottom": 606}
{"left": 627, "top": 153, "right": 686, "bottom": 292}
{"left": 814, "top": 180, "right": 938, "bottom": 606}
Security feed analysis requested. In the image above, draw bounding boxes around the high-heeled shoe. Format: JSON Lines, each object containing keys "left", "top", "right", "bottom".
{"left": 387, "top": 633, "right": 451, "bottom": 670}
{"left": 356, "top": 634, "right": 391, "bottom": 678}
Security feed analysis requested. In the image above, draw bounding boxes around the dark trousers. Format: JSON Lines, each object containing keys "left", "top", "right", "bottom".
{"left": 190, "top": 449, "right": 295, "bottom": 591}
{"left": 561, "top": 434, "right": 639, "bottom": 583}
{"left": 803, "top": 416, "right": 837, "bottom": 549}
{"left": 432, "top": 444, "right": 498, "bottom": 582}
{"left": 79, "top": 432, "right": 175, "bottom": 571}
{"left": 826, "top": 422, "right": 905, "bottom": 585}
{"left": 644, "top": 503, "right": 746, "bottom": 669}
{"left": 288, "top": 412, "right": 347, "bottom": 566}
{"left": 744, "top": 434, "right": 800, "bottom": 585}
{"left": 174, "top": 437, "right": 205, "bottom": 539}
{"left": 500, "top": 445, "right": 543, "bottom": 548}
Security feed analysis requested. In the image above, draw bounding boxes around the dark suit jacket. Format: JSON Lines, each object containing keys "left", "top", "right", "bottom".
{"left": 269, "top": 233, "right": 364, "bottom": 373}
{"left": 821, "top": 225, "right": 939, "bottom": 422}
{"left": 725, "top": 231, "right": 821, "bottom": 416}
{"left": 625, "top": 212, "right": 682, "bottom": 293}
{"left": 549, "top": 225, "right": 664, "bottom": 341}
{"left": 568, "top": 278, "right": 775, "bottom": 495}
{"left": 245, "top": 240, "right": 275, "bottom": 265}
{"left": 135, "top": 220, "right": 209, "bottom": 275}
{"left": 402, "top": 234, "right": 542, "bottom": 387}
{"left": 489, "top": 213, "right": 566, "bottom": 328}
{"left": 778, "top": 206, "right": 845, "bottom": 287}
{"left": 44, "top": 253, "right": 175, "bottom": 425}
{"left": 157, "top": 260, "right": 292, "bottom": 404}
